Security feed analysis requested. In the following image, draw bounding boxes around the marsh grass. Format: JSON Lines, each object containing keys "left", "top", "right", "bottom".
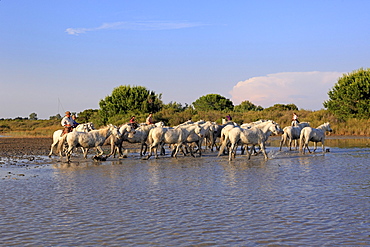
{"left": 0, "top": 119, "right": 60, "bottom": 137}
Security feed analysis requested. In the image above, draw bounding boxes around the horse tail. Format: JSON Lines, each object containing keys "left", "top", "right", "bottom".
{"left": 299, "top": 129, "right": 306, "bottom": 151}
{"left": 147, "top": 130, "right": 153, "bottom": 145}
{"left": 218, "top": 133, "right": 229, "bottom": 156}
{"left": 279, "top": 132, "right": 287, "bottom": 150}
{"left": 57, "top": 134, "right": 68, "bottom": 156}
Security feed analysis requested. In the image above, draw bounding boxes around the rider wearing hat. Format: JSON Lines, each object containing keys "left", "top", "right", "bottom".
{"left": 61, "top": 111, "right": 74, "bottom": 135}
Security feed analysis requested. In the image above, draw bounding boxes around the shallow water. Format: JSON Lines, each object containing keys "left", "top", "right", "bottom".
{"left": 1, "top": 138, "right": 369, "bottom": 246}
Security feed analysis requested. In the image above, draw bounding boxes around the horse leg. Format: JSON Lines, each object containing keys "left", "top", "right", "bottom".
{"left": 224, "top": 142, "right": 231, "bottom": 155}
{"left": 154, "top": 142, "right": 162, "bottom": 159}
{"left": 143, "top": 142, "right": 156, "bottom": 160}
{"left": 143, "top": 146, "right": 151, "bottom": 160}
{"left": 228, "top": 143, "right": 233, "bottom": 161}
{"left": 143, "top": 143, "right": 148, "bottom": 156}
{"left": 66, "top": 146, "right": 74, "bottom": 162}
{"left": 293, "top": 139, "right": 298, "bottom": 150}
{"left": 260, "top": 142, "right": 268, "bottom": 160}
{"left": 196, "top": 141, "right": 202, "bottom": 157}
{"left": 217, "top": 140, "right": 227, "bottom": 156}
{"left": 171, "top": 145, "right": 177, "bottom": 157}
{"left": 279, "top": 137, "right": 284, "bottom": 151}
{"left": 83, "top": 148, "right": 90, "bottom": 159}
{"left": 288, "top": 138, "right": 293, "bottom": 151}
{"left": 252, "top": 145, "right": 259, "bottom": 156}
{"left": 185, "top": 143, "right": 195, "bottom": 157}
{"left": 313, "top": 142, "right": 317, "bottom": 152}
{"left": 48, "top": 139, "right": 59, "bottom": 157}
{"left": 96, "top": 146, "right": 104, "bottom": 156}
{"left": 228, "top": 143, "right": 236, "bottom": 161}
{"left": 160, "top": 143, "right": 166, "bottom": 156}
{"left": 240, "top": 145, "right": 246, "bottom": 155}
{"left": 140, "top": 142, "right": 148, "bottom": 157}
{"left": 107, "top": 141, "right": 115, "bottom": 158}
{"left": 306, "top": 143, "right": 312, "bottom": 153}
{"left": 173, "top": 143, "right": 182, "bottom": 158}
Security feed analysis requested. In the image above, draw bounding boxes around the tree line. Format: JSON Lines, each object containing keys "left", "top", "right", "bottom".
{"left": 2, "top": 68, "right": 369, "bottom": 130}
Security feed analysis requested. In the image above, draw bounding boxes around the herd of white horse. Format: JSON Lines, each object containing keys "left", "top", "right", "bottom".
{"left": 48, "top": 119, "right": 333, "bottom": 162}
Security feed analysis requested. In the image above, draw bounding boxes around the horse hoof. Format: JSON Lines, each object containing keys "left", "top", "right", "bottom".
{"left": 93, "top": 155, "right": 107, "bottom": 161}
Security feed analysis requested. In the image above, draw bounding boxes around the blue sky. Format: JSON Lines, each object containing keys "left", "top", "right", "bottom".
{"left": 1, "top": 1, "right": 369, "bottom": 119}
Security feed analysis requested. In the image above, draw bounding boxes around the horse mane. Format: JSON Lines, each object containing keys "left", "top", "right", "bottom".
{"left": 317, "top": 122, "right": 329, "bottom": 128}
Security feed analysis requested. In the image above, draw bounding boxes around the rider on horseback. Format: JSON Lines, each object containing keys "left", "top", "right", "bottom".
{"left": 61, "top": 111, "right": 74, "bottom": 135}
{"left": 292, "top": 112, "right": 299, "bottom": 126}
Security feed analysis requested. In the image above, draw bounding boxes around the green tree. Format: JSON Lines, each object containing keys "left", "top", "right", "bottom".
{"left": 264, "top": 103, "right": 298, "bottom": 111}
{"left": 29, "top": 112, "right": 38, "bottom": 120}
{"left": 77, "top": 109, "right": 99, "bottom": 123}
{"left": 192, "top": 94, "right": 234, "bottom": 112}
{"left": 99, "top": 85, "right": 163, "bottom": 124}
{"left": 234, "top": 100, "right": 263, "bottom": 112}
{"left": 324, "top": 68, "right": 370, "bottom": 119}
{"left": 49, "top": 114, "right": 62, "bottom": 120}
{"left": 162, "top": 101, "right": 188, "bottom": 112}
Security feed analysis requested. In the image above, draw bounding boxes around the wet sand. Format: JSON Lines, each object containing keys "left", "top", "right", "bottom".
{"left": 0, "top": 137, "right": 141, "bottom": 164}
{"left": 0, "top": 137, "right": 51, "bottom": 158}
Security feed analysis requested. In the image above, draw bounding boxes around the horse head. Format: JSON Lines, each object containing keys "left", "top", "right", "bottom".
{"left": 107, "top": 124, "right": 121, "bottom": 139}
{"left": 271, "top": 122, "right": 284, "bottom": 135}
{"left": 193, "top": 124, "right": 204, "bottom": 137}
{"left": 120, "top": 123, "right": 135, "bottom": 136}
{"left": 324, "top": 122, "right": 333, "bottom": 132}
{"left": 155, "top": 121, "right": 164, "bottom": 127}
{"left": 318, "top": 122, "right": 332, "bottom": 133}
{"left": 87, "top": 122, "right": 95, "bottom": 131}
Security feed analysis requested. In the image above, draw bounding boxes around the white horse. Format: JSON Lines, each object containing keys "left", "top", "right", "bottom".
{"left": 217, "top": 124, "right": 239, "bottom": 156}
{"left": 209, "top": 121, "right": 238, "bottom": 152}
{"left": 299, "top": 122, "right": 333, "bottom": 154}
{"left": 124, "top": 124, "right": 156, "bottom": 157}
{"left": 59, "top": 124, "right": 120, "bottom": 162}
{"left": 144, "top": 124, "right": 202, "bottom": 160}
{"left": 48, "top": 122, "right": 95, "bottom": 157}
{"left": 106, "top": 123, "right": 135, "bottom": 158}
{"left": 199, "top": 121, "right": 218, "bottom": 152}
{"left": 279, "top": 122, "right": 310, "bottom": 151}
{"left": 240, "top": 119, "right": 267, "bottom": 129}
{"left": 177, "top": 121, "right": 212, "bottom": 157}
{"left": 228, "top": 120, "right": 282, "bottom": 161}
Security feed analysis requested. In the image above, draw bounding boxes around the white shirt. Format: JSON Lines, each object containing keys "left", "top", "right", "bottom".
{"left": 61, "top": 116, "right": 74, "bottom": 127}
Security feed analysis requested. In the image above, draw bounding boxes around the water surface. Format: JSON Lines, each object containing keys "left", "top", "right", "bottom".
{"left": 1, "top": 138, "right": 369, "bottom": 246}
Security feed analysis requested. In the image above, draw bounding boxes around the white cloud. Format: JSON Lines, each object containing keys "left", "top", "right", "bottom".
{"left": 66, "top": 21, "right": 205, "bottom": 35}
{"left": 229, "top": 71, "right": 344, "bottom": 110}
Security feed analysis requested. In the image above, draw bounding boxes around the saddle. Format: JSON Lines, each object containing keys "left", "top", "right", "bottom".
{"left": 61, "top": 126, "right": 73, "bottom": 136}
